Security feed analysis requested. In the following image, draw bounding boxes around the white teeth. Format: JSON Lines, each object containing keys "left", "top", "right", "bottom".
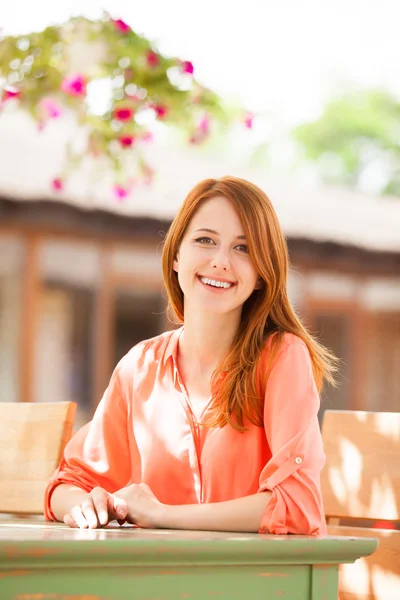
{"left": 200, "top": 277, "right": 233, "bottom": 289}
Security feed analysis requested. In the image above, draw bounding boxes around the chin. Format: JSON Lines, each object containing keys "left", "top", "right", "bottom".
{"left": 202, "top": 303, "right": 242, "bottom": 316}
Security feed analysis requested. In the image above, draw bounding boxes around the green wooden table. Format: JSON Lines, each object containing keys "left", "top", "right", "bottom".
{"left": 0, "top": 520, "right": 378, "bottom": 599}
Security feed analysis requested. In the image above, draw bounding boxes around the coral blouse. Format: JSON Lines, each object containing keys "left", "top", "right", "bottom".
{"left": 44, "top": 328, "right": 327, "bottom": 536}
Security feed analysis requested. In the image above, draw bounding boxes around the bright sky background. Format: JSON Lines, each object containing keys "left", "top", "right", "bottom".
{"left": 2, "top": 0, "right": 400, "bottom": 127}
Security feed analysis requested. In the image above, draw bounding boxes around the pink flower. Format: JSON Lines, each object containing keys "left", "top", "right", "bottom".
{"left": 114, "top": 107, "right": 133, "bottom": 121}
{"left": 152, "top": 104, "right": 167, "bottom": 119}
{"left": 119, "top": 135, "right": 135, "bottom": 147}
{"left": 2, "top": 87, "right": 21, "bottom": 102}
{"left": 146, "top": 50, "right": 159, "bottom": 68}
{"left": 61, "top": 74, "right": 86, "bottom": 97}
{"left": 113, "top": 184, "right": 130, "bottom": 201}
{"left": 51, "top": 178, "right": 63, "bottom": 192}
{"left": 244, "top": 112, "right": 254, "bottom": 129}
{"left": 40, "top": 97, "right": 63, "bottom": 120}
{"left": 140, "top": 131, "right": 154, "bottom": 143}
{"left": 199, "top": 115, "right": 209, "bottom": 133}
{"left": 189, "top": 114, "right": 210, "bottom": 144}
{"left": 181, "top": 60, "right": 194, "bottom": 75}
{"left": 112, "top": 19, "right": 131, "bottom": 33}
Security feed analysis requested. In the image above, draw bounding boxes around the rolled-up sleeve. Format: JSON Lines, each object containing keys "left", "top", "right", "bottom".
{"left": 258, "top": 341, "right": 327, "bottom": 536}
{"left": 44, "top": 364, "right": 132, "bottom": 521}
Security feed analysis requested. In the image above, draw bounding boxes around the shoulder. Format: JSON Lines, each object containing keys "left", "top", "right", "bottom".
{"left": 275, "top": 331, "right": 306, "bottom": 349}
{"left": 113, "top": 329, "right": 177, "bottom": 393}
{"left": 263, "top": 331, "right": 309, "bottom": 363}
{"left": 258, "top": 331, "right": 312, "bottom": 385}
{"left": 261, "top": 333, "right": 319, "bottom": 412}
{"left": 117, "top": 329, "right": 176, "bottom": 372}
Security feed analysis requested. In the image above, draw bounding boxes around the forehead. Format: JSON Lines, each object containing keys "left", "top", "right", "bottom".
{"left": 188, "top": 196, "right": 244, "bottom": 230}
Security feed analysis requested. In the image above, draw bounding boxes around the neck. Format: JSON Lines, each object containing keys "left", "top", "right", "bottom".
{"left": 178, "top": 310, "right": 241, "bottom": 372}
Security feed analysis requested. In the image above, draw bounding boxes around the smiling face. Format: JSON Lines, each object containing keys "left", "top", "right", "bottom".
{"left": 173, "top": 196, "right": 260, "bottom": 318}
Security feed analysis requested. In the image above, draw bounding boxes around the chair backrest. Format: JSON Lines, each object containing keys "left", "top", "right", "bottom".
{"left": 0, "top": 401, "right": 76, "bottom": 514}
{"left": 321, "top": 409, "right": 400, "bottom": 522}
{"left": 321, "top": 410, "right": 400, "bottom": 600}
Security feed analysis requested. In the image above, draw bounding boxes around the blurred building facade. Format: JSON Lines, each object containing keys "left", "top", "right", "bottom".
{"left": 1, "top": 192, "right": 399, "bottom": 426}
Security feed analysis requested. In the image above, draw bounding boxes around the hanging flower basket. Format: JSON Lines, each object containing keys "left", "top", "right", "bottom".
{"left": 0, "top": 14, "right": 245, "bottom": 201}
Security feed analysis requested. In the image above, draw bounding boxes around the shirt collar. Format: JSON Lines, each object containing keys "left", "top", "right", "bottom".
{"left": 163, "top": 326, "right": 184, "bottom": 366}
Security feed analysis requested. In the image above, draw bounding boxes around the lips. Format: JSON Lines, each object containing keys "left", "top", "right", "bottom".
{"left": 197, "top": 274, "right": 237, "bottom": 285}
{"left": 197, "top": 275, "right": 237, "bottom": 292}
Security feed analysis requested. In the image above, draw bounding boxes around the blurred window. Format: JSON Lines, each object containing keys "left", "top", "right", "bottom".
{"left": 364, "top": 313, "right": 400, "bottom": 412}
{"left": 0, "top": 234, "right": 25, "bottom": 403}
{"left": 33, "top": 282, "right": 95, "bottom": 425}
{"left": 113, "top": 289, "right": 165, "bottom": 366}
{"left": 313, "top": 312, "right": 353, "bottom": 420}
{"left": 36, "top": 239, "right": 100, "bottom": 424}
{"left": 111, "top": 246, "right": 162, "bottom": 283}
{"left": 38, "top": 238, "right": 100, "bottom": 287}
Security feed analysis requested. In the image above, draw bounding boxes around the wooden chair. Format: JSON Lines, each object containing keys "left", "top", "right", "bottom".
{"left": 0, "top": 401, "right": 76, "bottom": 515}
{"left": 321, "top": 410, "right": 400, "bottom": 600}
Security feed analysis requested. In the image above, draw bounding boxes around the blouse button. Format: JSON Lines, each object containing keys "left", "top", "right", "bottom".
{"left": 295, "top": 456, "right": 303, "bottom": 464}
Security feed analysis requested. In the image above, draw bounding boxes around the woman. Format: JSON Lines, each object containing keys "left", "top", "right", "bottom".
{"left": 45, "top": 176, "right": 337, "bottom": 534}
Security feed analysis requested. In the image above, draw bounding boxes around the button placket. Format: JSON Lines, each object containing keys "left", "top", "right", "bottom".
{"left": 173, "top": 360, "right": 203, "bottom": 503}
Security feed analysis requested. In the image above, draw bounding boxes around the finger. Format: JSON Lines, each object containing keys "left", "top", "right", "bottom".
{"left": 139, "top": 482, "right": 152, "bottom": 492}
{"left": 64, "top": 514, "right": 78, "bottom": 528}
{"left": 90, "top": 489, "right": 109, "bottom": 526}
{"left": 81, "top": 500, "right": 100, "bottom": 529}
{"left": 70, "top": 504, "right": 89, "bottom": 529}
{"left": 109, "top": 494, "right": 128, "bottom": 522}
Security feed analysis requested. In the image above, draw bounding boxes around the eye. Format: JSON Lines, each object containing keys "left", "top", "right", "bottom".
{"left": 235, "top": 244, "right": 249, "bottom": 254}
{"left": 194, "top": 236, "right": 215, "bottom": 245}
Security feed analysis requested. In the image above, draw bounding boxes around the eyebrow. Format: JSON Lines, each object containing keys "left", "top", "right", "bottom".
{"left": 193, "top": 228, "right": 247, "bottom": 240}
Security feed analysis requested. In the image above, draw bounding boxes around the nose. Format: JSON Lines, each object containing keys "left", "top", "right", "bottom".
{"left": 210, "top": 247, "right": 231, "bottom": 271}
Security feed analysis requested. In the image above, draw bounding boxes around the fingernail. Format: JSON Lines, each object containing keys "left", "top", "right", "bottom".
{"left": 118, "top": 509, "right": 126, "bottom": 518}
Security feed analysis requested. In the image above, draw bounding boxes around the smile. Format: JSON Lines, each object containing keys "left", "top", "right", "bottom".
{"left": 198, "top": 276, "right": 235, "bottom": 289}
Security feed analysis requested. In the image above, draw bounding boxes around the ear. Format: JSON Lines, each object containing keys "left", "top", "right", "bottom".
{"left": 254, "top": 276, "right": 263, "bottom": 290}
{"left": 173, "top": 253, "right": 179, "bottom": 273}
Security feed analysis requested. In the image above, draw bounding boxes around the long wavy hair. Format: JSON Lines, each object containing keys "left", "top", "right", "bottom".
{"left": 162, "top": 176, "right": 338, "bottom": 431}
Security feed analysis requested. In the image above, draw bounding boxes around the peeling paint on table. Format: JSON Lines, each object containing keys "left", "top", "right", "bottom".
{"left": 0, "top": 571, "right": 32, "bottom": 579}
{"left": 15, "top": 596, "right": 103, "bottom": 600}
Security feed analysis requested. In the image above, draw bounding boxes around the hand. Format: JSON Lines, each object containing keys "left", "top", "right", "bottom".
{"left": 63, "top": 486, "right": 128, "bottom": 529}
{"left": 115, "top": 483, "right": 163, "bottom": 529}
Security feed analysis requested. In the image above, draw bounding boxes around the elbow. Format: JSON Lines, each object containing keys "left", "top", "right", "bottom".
{"left": 258, "top": 484, "right": 327, "bottom": 536}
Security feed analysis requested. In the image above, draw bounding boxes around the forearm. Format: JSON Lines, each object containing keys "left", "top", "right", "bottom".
{"left": 156, "top": 492, "right": 272, "bottom": 533}
{"left": 50, "top": 484, "right": 89, "bottom": 522}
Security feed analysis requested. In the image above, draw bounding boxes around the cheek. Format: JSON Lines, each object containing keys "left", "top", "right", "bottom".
{"left": 245, "top": 266, "right": 259, "bottom": 289}
{"left": 179, "top": 247, "right": 204, "bottom": 270}
{"left": 237, "top": 258, "right": 256, "bottom": 277}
